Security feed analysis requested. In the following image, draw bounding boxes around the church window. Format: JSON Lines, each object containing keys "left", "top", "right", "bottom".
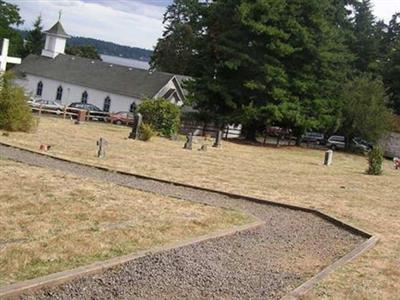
{"left": 36, "top": 81, "right": 43, "bottom": 96}
{"left": 103, "top": 96, "right": 111, "bottom": 112}
{"left": 130, "top": 102, "right": 137, "bottom": 113}
{"left": 56, "top": 86, "right": 63, "bottom": 101}
{"left": 81, "top": 91, "right": 88, "bottom": 104}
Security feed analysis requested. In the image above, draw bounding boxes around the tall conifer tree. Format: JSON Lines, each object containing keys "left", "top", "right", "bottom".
{"left": 24, "top": 15, "right": 44, "bottom": 56}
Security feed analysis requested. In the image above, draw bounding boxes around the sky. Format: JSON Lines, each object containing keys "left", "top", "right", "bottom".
{"left": 7, "top": 0, "right": 400, "bottom": 50}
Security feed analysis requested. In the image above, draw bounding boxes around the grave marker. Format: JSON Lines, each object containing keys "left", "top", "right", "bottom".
{"left": 183, "top": 133, "right": 193, "bottom": 150}
{"left": 0, "top": 39, "right": 21, "bottom": 72}
{"left": 97, "top": 138, "right": 108, "bottom": 158}
{"left": 213, "top": 130, "right": 223, "bottom": 148}
{"left": 129, "top": 112, "right": 143, "bottom": 140}
{"left": 324, "top": 150, "right": 333, "bottom": 166}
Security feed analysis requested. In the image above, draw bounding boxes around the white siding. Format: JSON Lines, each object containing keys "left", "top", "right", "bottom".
{"left": 154, "top": 77, "right": 184, "bottom": 106}
{"left": 15, "top": 74, "right": 140, "bottom": 113}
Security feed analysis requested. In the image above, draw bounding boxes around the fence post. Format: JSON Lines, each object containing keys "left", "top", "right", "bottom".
{"left": 38, "top": 104, "right": 43, "bottom": 117}
{"left": 63, "top": 107, "right": 67, "bottom": 119}
{"left": 224, "top": 125, "right": 229, "bottom": 140}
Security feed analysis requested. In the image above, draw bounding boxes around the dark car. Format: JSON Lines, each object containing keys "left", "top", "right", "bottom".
{"left": 68, "top": 103, "right": 109, "bottom": 121}
{"left": 110, "top": 111, "right": 134, "bottom": 125}
{"left": 301, "top": 132, "right": 325, "bottom": 145}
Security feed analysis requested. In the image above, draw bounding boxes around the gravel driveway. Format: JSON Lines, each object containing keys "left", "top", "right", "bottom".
{"left": 0, "top": 144, "right": 366, "bottom": 299}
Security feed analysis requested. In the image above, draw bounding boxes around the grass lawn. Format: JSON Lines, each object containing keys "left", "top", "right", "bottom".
{"left": 0, "top": 158, "right": 250, "bottom": 287}
{"left": 0, "top": 117, "right": 399, "bottom": 299}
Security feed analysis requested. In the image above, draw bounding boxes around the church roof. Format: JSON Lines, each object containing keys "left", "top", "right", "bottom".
{"left": 44, "top": 21, "right": 70, "bottom": 38}
{"left": 13, "top": 54, "right": 177, "bottom": 99}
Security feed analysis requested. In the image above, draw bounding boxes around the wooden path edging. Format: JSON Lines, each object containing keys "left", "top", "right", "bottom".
{"left": 0, "top": 221, "right": 265, "bottom": 299}
{"left": 0, "top": 141, "right": 379, "bottom": 299}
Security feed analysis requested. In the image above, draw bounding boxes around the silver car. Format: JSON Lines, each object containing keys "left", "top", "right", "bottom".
{"left": 327, "top": 135, "right": 346, "bottom": 150}
{"left": 29, "top": 99, "right": 65, "bottom": 115}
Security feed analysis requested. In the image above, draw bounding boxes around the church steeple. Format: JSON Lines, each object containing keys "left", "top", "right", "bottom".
{"left": 41, "top": 21, "right": 70, "bottom": 58}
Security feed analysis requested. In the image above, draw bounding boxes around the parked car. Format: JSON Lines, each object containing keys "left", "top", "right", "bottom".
{"left": 67, "top": 103, "right": 109, "bottom": 121}
{"left": 110, "top": 111, "right": 134, "bottom": 125}
{"left": 352, "top": 137, "right": 373, "bottom": 152}
{"left": 29, "top": 99, "right": 65, "bottom": 114}
{"left": 327, "top": 135, "right": 373, "bottom": 152}
{"left": 266, "top": 126, "right": 292, "bottom": 137}
{"left": 301, "top": 132, "right": 325, "bottom": 145}
{"left": 327, "top": 135, "right": 346, "bottom": 150}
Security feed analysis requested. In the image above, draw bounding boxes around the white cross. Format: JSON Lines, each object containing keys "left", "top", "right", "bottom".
{"left": 0, "top": 39, "right": 22, "bottom": 72}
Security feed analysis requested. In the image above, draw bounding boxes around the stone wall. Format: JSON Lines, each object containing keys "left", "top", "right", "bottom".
{"left": 380, "top": 132, "right": 400, "bottom": 158}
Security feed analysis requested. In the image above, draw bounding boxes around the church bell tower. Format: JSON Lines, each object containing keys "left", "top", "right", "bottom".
{"left": 41, "top": 21, "right": 70, "bottom": 58}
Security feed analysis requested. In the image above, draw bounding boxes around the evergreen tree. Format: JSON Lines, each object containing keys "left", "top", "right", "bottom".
{"left": 0, "top": 0, "right": 24, "bottom": 57}
{"left": 150, "top": 0, "right": 203, "bottom": 75}
{"left": 384, "top": 40, "right": 400, "bottom": 114}
{"left": 188, "top": 0, "right": 352, "bottom": 141}
{"left": 24, "top": 15, "right": 44, "bottom": 56}
{"left": 350, "top": 0, "right": 380, "bottom": 73}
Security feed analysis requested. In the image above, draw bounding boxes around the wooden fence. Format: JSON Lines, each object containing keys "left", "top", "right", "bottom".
{"left": 180, "top": 121, "right": 242, "bottom": 139}
{"left": 31, "top": 105, "right": 110, "bottom": 122}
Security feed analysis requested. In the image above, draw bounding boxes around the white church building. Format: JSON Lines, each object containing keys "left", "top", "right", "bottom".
{"left": 12, "top": 21, "right": 186, "bottom": 113}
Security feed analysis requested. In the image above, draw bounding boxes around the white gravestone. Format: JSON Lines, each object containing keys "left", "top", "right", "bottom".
{"left": 324, "top": 150, "right": 333, "bottom": 166}
{"left": 0, "top": 39, "right": 21, "bottom": 72}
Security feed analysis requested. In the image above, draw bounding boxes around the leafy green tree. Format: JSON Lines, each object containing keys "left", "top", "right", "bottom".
{"left": 340, "top": 75, "right": 391, "bottom": 144}
{"left": 65, "top": 45, "right": 101, "bottom": 60}
{"left": 138, "top": 98, "right": 181, "bottom": 136}
{"left": 0, "top": 72, "right": 34, "bottom": 132}
{"left": 24, "top": 15, "right": 44, "bottom": 56}
{"left": 0, "top": 0, "right": 24, "bottom": 57}
{"left": 150, "top": 0, "right": 203, "bottom": 75}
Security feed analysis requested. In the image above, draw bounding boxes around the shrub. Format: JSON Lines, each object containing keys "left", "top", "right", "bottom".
{"left": 367, "top": 146, "right": 384, "bottom": 175}
{"left": 0, "top": 72, "right": 34, "bottom": 132}
{"left": 138, "top": 98, "right": 180, "bottom": 137}
{"left": 139, "top": 123, "right": 156, "bottom": 141}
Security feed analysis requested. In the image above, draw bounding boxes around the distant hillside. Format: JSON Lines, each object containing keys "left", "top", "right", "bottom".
{"left": 18, "top": 30, "right": 153, "bottom": 62}
{"left": 68, "top": 36, "right": 153, "bottom": 62}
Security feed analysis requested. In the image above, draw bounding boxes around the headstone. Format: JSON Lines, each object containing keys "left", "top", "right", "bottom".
{"left": 324, "top": 150, "right": 333, "bottom": 166}
{"left": 129, "top": 112, "right": 143, "bottom": 140}
{"left": 183, "top": 133, "right": 193, "bottom": 150}
{"left": 97, "top": 138, "right": 108, "bottom": 158}
{"left": 199, "top": 144, "right": 208, "bottom": 152}
{"left": 213, "top": 130, "right": 223, "bottom": 148}
{"left": 0, "top": 39, "right": 21, "bottom": 72}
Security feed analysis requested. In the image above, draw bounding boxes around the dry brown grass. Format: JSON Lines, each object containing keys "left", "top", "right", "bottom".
{"left": 0, "top": 117, "right": 399, "bottom": 299}
{"left": 0, "top": 158, "right": 250, "bottom": 287}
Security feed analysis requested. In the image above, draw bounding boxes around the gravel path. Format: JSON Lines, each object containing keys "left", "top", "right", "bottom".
{"left": 0, "top": 144, "right": 366, "bottom": 300}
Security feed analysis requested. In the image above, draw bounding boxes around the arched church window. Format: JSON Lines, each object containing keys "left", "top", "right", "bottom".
{"left": 130, "top": 102, "right": 137, "bottom": 113}
{"left": 36, "top": 81, "right": 43, "bottom": 96}
{"left": 103, "top": 96, "right": 111, "bottom": 112}
{"left": 81, "top": 91, "right": 88, "bottom": 104}
{"left": 56, "top": 86, "right": 63, "bottom": 101}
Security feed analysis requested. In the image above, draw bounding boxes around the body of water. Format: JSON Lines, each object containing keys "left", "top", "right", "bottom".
{"left": 100, "top": 54, "right": 150, "bottom": 70}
